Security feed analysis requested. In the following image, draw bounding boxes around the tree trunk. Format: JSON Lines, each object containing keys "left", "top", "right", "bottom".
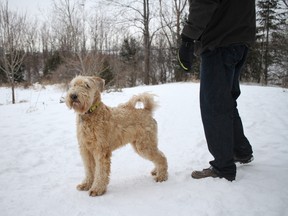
{"left": 143, "top": 0, "right": 150, "bottom": 85}
{"left": 263, "top": 1, "right": 270, "bottom": 85}
{"left": 12, "top": 81, "right": 15, "bottom": 104}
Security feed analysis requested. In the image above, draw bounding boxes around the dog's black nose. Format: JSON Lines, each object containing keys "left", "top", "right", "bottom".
{"left": 70, "top": 94, "right": 78, "bottom": 101}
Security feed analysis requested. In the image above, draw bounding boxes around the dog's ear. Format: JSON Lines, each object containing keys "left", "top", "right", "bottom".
{"left": 91, "top": 77, "right": 105, "bottom": 92}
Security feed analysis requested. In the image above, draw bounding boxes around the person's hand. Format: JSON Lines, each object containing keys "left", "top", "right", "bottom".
{"left": 177, "top": 34, "right": 195, "bottom": 72}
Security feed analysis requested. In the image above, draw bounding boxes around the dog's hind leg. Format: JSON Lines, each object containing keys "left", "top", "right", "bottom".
{"left": 132, "top": 138, "right": 168, "bottom": 182}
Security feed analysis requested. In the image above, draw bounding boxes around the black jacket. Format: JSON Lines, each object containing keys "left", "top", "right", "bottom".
{"left": 182, "top": 0, "right": 256, "bottom": 53}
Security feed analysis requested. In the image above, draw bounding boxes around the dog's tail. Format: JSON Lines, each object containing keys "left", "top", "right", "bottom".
{"left": 124, "top": 93, "right": 158, "bottom": 113}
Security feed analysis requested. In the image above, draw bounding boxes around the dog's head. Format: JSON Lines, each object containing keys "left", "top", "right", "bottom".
{"left": 65, "top": 76, "right": 105, "bottom": 114}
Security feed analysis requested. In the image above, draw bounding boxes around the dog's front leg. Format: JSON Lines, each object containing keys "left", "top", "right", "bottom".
{"left": 89, "top": 151, "right": 111, "bottom": 196}
{"left": 77, "top": 146, "right": 95, "bottom": 191}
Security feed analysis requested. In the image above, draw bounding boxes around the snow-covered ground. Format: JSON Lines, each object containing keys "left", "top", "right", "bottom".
{"left": 0, "top": 82, "right": 288, "bottom": 216}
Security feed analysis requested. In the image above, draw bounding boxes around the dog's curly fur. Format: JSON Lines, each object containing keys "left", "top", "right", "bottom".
{"left": 66, "top": 76, "right": 168, "bottom": 196}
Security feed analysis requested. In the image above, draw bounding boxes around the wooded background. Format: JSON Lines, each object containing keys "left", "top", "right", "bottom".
{"left": 0, "top": 0, "right": 287, "bottom": 103}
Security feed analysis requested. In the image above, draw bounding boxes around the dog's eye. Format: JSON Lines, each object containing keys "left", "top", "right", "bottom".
{"left": 85, "top": 83, "right": 90, "bottom": 89}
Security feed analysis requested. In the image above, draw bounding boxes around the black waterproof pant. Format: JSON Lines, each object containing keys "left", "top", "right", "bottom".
{"left": 200, "top": 44, "right": 253, "bottom": 179}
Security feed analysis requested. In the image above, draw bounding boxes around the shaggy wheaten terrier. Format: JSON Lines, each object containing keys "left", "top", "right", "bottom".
{"left": 65, "top": 75, "right": 168, "bottom": 196}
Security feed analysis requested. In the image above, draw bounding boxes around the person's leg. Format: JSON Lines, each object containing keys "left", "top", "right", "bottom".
{"left": 233, "top": 106, "right": 253, "bottom": 163}
{"left": 231, "top": 47, "right": 253, "bottom": 160}
{"left": 198, "top": 44, "right": 249, "bottom": 180}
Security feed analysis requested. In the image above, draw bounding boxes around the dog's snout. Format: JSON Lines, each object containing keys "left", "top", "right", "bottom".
{"left": 70, "top": 94, "right": 78, "bottom": 101}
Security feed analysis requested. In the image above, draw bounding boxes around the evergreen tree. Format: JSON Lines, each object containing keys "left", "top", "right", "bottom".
{"left": 99, "top": 58, "right": 114, "bottom": 87}
{"left": 120, "top": 38, "right": 139, "bottom": 63}
{"left": 243, "top": 44, "right": 262, "bottom": 83}
{"left": 120, "top": 37, "right": 140, "bottom": 87}
{"left": 243, "top": 27, "right": 264, "bottom": 83}
{"left": 257, "top": 0, "right": 286, "bottom": 84}
{"left": 269, "top": 1, "right": 288, "bottom": 85}
{"left": 43, "top": 51, "right": 63, "bottom": 78}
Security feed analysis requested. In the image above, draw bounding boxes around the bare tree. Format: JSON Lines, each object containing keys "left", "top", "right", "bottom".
{"left": 158, "top": 0, "right": 189, "bottom": 81}
{"left": 159, "top": 0, "right": 188, "bottom": 48}
{"left": 40, "top": 22, "right": 53, "bottom": 71}
{"left": 142, "top": 0, "right": 151, "bottom": 84}
{"left": 25, "top": 19, "right": 40, "bottom": 84}
{"left": 0, "top": 1, "right": 27, "bottom": 103}
{"left": 89, "top": 12, "right": 117, "bottom": 54}
{"left": 105, "top": 0, "right": 161, "bottom": 84}
{"left": 51, "top": 0, "right": 87, "bottom": 75}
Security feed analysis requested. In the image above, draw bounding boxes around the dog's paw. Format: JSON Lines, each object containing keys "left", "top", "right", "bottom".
{"left": 154, "top": 173, "right": 168, "bottom": 182}
{"left": 151, "top": 168, "right": 168, "bottom": 182}
{"left": 76, "top": 183, "right": 91, "bottom": 191}
{"left": 151, "top": 168, "right": 157, "bottom": 176}
{"left": 89, "top": 188, "right": 106, "bottom": 197}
